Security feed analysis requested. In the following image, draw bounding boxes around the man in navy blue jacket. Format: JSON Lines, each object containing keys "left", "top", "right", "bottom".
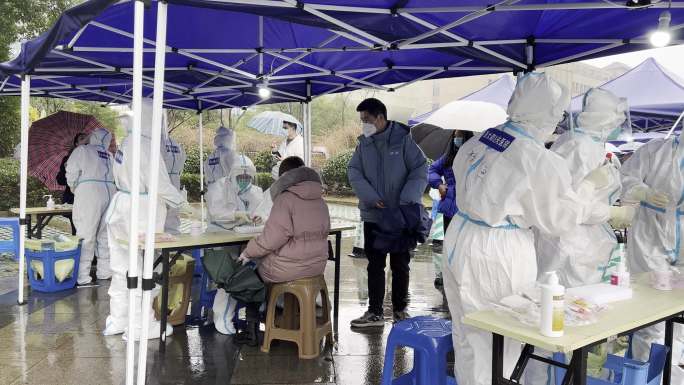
{"left": 348, "top": 98, "right": 427, "bottom": 327}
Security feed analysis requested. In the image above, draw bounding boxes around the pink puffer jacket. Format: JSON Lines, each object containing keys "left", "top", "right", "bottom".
{"left": 244, "top": 167, "right": 331, "bottom": 283}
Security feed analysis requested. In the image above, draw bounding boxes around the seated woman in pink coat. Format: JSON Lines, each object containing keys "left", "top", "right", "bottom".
{"left": 236, "top": 156, "right": 331, "bottom": 345}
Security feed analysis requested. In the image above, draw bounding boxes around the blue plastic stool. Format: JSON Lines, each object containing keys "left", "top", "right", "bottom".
{"left": 0, "top": 218, "right": 20, "bottom": 261}
{"left": 25, "top": 240, "right": 81, "bottom": 292}
{"left": 553, "top": 343, "right": 668, "bottom": 385}
{"left": 381, "top": 316, "right": 457, "bottom": 385}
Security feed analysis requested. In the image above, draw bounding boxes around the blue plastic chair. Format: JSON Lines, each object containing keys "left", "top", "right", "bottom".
{"left": 553, "top": 343, "right": 669, "bottom": 385}
{"left": 381, "top": 316, "right": 457, "bottom": 385}
{"left": 0, "top": 218, "right": 20, "bottom": 261}
{"left": 25, "top": 240, "right": 81, "bottom": 292}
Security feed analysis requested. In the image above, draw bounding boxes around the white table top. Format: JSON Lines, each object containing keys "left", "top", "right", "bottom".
{"left": 125, "top": 224, "right": 355, "bottom": 250}
{"left": 464, "top": 274, "right": 684, "bottom": 353}
{"left": 10, "top": 207, "right": 72, "bottom": 215}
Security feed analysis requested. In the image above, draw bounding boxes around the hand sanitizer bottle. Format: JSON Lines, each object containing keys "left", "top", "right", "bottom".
{"left": 540, "top": 271, "right": 565, "bottom": 338}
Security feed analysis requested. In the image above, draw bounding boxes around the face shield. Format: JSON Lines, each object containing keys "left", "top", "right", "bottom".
{"left": 575, "top": 90, "right": 631, "bottom": 143}
{"left": 236, "top": 172, "right": 253, "bottom": 193}
{"left": 610, "top": 98, "right": 632, "bottom": 141}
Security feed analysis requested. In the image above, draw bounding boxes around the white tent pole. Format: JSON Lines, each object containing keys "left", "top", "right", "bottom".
{"left": 199, "top": 107, "right": 205, "bottom": 226}
{"left": 125, "top": 1, "right": 146, "bottom": 384}
{"left": 137, "top": 1, "right": 168, "bottom": 384}
{"left": 17, "top": 75, "right": 30, "bottom": 306}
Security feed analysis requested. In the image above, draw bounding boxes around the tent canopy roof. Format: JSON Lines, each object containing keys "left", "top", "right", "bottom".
{"left": 2, "top": 0, "right": 684, "bottom": 110}
{"left": 571, "top": 57, "right": 684, "bottom": 130}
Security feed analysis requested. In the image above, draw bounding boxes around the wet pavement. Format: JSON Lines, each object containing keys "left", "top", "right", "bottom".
{"left": 0, "top": 232, "right": 450, "bottom": 384}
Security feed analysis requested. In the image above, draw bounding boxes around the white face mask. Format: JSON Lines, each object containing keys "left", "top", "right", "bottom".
{"left": 362, "top": 123, "right": 377, "bottom": 138}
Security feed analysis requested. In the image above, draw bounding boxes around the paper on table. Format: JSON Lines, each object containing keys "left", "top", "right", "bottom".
{"left": 233, "top": 225, "right": 265, "bottom": 234}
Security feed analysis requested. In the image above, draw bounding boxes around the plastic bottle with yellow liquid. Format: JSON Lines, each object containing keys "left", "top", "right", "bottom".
{"left": 540, "top": 271, "right": 565, "bottom": 338}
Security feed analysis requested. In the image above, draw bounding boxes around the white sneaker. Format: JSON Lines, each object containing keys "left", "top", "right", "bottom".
{"left": 103, "top": 317, "right": 125, "bottom": 336}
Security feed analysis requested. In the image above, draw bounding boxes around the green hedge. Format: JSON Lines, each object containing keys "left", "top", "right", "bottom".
{"left": 0, "top": 158, "right": 57, "bottom": 211}
{"left": 183, "top": 146, "right": 207, "bottom": 174}
{"left": 321, "top": 150, "right": 354, "bottom": 195}
{"left": 255, "top": 172, "right": 274, "bottom": 191}
{"left": 253, "top": 150, "right": 277, "bottom": 173}
{"left": 180, "top": 173, "right": 202, "bottom": 203}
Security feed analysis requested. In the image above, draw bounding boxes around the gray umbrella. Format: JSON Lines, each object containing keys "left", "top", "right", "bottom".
{"left": 410, "top": 123, "right": 456, "bottom": 161}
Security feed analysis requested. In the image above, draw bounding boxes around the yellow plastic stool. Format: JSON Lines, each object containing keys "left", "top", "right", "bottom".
{"left": 261, "top": 275, "right": 333, "bottom": 359}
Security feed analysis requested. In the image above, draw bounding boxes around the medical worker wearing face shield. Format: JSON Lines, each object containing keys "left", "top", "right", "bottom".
{"left": 536, "top": 88, "right": 631, "bottom": 288}
{"left": 104, "top": 99, "right": 187, "bottom": 339}
{"left": 206, "top": 154, "right": 264, "bottom": 335}
{"left": 204, "top": 126, "right": 236, "bottom": 186}
{"left": 620, "top": 107, "right": 684, "bottom": 382}
{"left": 442, "top": 73, "right": 633, "bottom": 385}
{"left": 205, "top": 154, "right": 264, "bottom": 233}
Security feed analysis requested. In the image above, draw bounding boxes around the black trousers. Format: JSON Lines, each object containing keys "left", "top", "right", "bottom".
{"left": 364, "top": 222, "right": 411, "bottom": 315}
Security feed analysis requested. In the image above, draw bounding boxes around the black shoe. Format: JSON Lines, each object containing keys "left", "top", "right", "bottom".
{"left": 234, "top": 321, "right": 259, "bottom": 347}
{"left": 434, "top": 276, "right": 443, "bottom": 288}
{"left": 350, "top": 311, "right": 384, "bottom": 328}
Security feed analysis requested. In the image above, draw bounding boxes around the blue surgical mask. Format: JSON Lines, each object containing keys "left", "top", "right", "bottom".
{"left": 453, "top": 137, "right": 464, "bottom": 147}
{"left": 606, "top": 127, "right": 622, "bottom": 141}
{"left": 236, "top": 173, "right": 252, "bottom": 193}
{"left": 237, "top": 180, "right": 251, "bottom": 193}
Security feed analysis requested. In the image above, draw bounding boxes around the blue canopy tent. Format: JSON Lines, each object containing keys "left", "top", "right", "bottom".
{"left": 570, "top": 57, "right": 684, "bottom": 131}
{"left": 409, "top": 75, "right": 516, "bottom": 125}
{"left": 4, "top": 1, "right": 684, "bottom": 384}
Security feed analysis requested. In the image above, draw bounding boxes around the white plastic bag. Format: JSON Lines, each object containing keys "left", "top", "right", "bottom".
{"left": 213, "top": 289, "right": 237, "bottom": 335}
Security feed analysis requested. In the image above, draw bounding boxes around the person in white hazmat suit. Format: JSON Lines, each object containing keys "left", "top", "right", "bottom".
{"left": 204, "top": 126, "right": 236, "bottom": 185}
{"left": 620, "top": 120, "right": 684, "bottom": 382}
{"left": 271, "top": 120, "right": 304, "bottom": 180}
{"left": 205, "top": 154, "right": 264, "bottom": 334}
{"left": 162, "top": 121, "right": 187, "bottom": 235}
{"left": 66, "top": 127, "right": 117, "bottom": 285}
{"left": 536, "top": 88, "right": 630, "bottom": 288}
{"left": 104, "top": 99, "right": 187, "bottom": 339}
{"left": 441, "top": 73, "right": 633, "bottom": 385}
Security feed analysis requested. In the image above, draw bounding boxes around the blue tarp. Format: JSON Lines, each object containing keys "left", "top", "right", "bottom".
{"left": 409, "top": 75, "right": 515, "bottom": 125}
{"left": 570, "top": 58, "right": 684, "bottom": 131}
{"left": 1, "top": 0, "right": 683, "bottom": 110}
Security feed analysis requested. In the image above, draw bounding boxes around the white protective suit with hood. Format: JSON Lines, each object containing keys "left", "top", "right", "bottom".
{"left": 104, "top": 99, "right": 186, "bottom": 339}
{"left": 620, "top": 127, "right": 684, "bottom": 381}
{"left": 442, "top": 73, "right": 618, "bottom": 385}
{"left": 206, "top": 154, "right": 264, "bottom": 334}
{"left": 161, "top": 119, "right": 187, "bottom": 235}
{"left": 206, "top": 154, "right": 264, "bottom": 232}
{"left": 66, "top": 127, "right": 117, "bottom": 284}
{"left": 204, "top": 126, "right": 236, "bottom": 185}
{"left": 536, "top": 88, "right": 627, "bottom": 288}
